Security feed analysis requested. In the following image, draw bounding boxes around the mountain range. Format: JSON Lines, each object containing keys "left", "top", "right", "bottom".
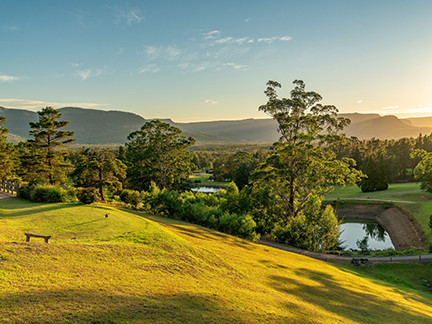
{"left": 1, "top": 106, "right": 431, "bottom": 145}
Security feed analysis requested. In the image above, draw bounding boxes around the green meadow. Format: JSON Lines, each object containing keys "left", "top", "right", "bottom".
{"left": 1, "top": 197, "right": 432, "bottom": 323}
{"left": 189, "top": 173, "right": 228, "bottom": 187}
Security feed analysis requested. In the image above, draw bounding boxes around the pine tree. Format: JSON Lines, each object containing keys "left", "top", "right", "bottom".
{"left": 0, "top": 116, "right": 15, "bottom": 180}
{"left": 26, "top": 107, "right": 75, "bottom": 184}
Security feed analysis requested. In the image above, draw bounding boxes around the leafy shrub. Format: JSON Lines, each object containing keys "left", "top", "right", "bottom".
{"left": 76, "top": 187, "right": 99, "bottom": 204}
{"left": 120, "top": 189, "right": 143, "bottom": 207}
{"left": 17, "top": 184, "right": 35, "bottom": 200}
{"left": 140, "top": 187, "right": 258, "bottom": 241}
{"left": 18, "top": 184, "right": 68, "bottom": 203}
{"left": 237, "top": 214, "right": 259, "bottom": 241}
{"left": 217, "top": 212, "right": 240, "bottom": 234}
{"left": 271, "top": 198, "right": 339, "bottom": 252}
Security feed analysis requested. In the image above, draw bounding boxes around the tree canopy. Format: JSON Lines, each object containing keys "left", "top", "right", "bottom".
{"left": 71, "top": 148, "right": 126, "bottom": 201}
{"left": 255, "top": 80, "right": 362, "bottom": 221}
{"left": 125, "top": 120, "right": 195, "bottom": 190}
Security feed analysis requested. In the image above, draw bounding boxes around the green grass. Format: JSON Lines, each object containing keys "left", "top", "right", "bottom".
{"left": 1, "top": 198, "right": 432, "bottom": 323}
{"left": 325, "top": 182, "right": 426, "bottom": 201}
{"left": 190, "top": 173, "right": 228, "bottom": 186}
{"left": 344, "top": 263, "right": 432, "bottom": 294}
{"left": 326, "top": 183, "right": 432, "bottom": 243}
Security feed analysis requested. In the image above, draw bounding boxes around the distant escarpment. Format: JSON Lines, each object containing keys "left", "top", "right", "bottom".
{"left": 1, "top": 106, "right": 431, "bottom": 145}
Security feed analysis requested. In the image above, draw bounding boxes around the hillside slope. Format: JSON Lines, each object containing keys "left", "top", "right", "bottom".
{"left": 1, "top": 198, "right": 431, "bottom": 323}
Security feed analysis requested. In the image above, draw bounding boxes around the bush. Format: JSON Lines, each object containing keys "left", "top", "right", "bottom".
{"left": 120, "top": 189, "right": 143, "bottom": 207}
{"left": 76, "top": 187, "right": 99, "bottom": 204}
{"left": 18, "top": 184, "right": 68, "bottom": 203}
{"left": 17, "top": 184, "right": 34, "bottom": 200}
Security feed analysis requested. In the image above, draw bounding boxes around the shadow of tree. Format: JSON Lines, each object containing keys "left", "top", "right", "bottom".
{"left": 269, "top": 268, "right": 432, "bottom": 323}
{"left": 125, "top": 209, "right": 256, "bottom": 250}
{"left": 0, "top": 202, "right": 78, "bottom": 217}
{"left": 0, "top": 289, "right": 264, "bottom": 324}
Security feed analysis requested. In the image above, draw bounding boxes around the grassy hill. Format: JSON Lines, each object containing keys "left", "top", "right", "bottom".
{"left": 1, "top": 198, "right": 432, "bottom": 323}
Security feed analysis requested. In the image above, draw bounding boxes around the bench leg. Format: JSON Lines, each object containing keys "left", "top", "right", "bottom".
{"left": 26, "top": 236, "right": 30, "bottom": 242}
{"left": 44, "top": 238, "right": 49, "bottom": 243}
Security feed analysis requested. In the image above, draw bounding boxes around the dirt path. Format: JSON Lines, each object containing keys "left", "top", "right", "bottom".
{"left": 0, "top": 191, "right": 13, "bottom": 200}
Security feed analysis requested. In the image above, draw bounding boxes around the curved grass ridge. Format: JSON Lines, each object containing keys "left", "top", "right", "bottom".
{"left": 0, "top": 198, "right": 432, "bottom": 323}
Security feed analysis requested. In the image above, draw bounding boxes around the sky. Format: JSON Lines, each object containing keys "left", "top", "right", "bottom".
{"left": 1, "top": 0, "right": 432, "bottom": 122}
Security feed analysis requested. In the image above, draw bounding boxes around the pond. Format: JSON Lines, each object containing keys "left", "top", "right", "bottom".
{"left": 339, "top": 220, "right": 394, "bottom": 250}
{"left": 191, "top": 186, "right": 220, "bottom": 193}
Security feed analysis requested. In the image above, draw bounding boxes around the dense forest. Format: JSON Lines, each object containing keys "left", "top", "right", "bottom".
{"left": 2, "top": 81, "right": 432, "bottom": 253}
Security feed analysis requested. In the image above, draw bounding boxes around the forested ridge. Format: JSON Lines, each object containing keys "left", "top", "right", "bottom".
{"left": 1, "top": 106, "right": 431, "bottom": 145}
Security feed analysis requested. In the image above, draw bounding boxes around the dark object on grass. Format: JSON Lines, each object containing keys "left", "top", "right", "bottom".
{"left": 351, "top": 258, "right": 370, "bottom": 267}
{"left": 25, "top": 233, "right": 51, "bottom": 243}
{"left": 105, "top": 213, "right": 109, "bottom": 218}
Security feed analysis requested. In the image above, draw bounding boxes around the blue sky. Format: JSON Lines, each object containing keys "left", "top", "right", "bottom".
{"left": 1, "top": 0, "right": 431, "bottom": 121}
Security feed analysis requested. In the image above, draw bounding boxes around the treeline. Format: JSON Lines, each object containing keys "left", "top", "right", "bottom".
{"left": 190, "top": 134, "right": 432, "bottom": 193}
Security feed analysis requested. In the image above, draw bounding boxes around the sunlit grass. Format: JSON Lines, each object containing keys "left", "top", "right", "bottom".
{"left": 1, "top": 198, "right": 432, "bottom": 323}
{"left": 189, "top": 173, "right": 228, "bottom": 186}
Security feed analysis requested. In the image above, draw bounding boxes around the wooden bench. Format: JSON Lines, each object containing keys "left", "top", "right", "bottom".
{"left": 25, "top": 233, "right": 51, "bottom": 243}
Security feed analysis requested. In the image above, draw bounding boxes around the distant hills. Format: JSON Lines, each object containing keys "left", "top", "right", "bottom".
{"left": 1, "top": 106, "right": 432, "bottom": 145}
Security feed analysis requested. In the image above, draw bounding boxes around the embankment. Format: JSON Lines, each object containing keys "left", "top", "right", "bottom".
{"left": 334, "top": 202, "right": 428, "bottom": 250}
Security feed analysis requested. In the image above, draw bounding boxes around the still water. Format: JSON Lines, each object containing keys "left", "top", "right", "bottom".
{"left": 339, "top": 221, "right": 394, "bottom": 250}
{"left": 191, "top": 186, "right": 220, "bottom": 193}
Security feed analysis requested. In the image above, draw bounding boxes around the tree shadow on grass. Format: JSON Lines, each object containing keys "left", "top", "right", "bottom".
{"left": 126, "top": 209, "right": 256, "bottom": 250}
{"left": 0, "top": 289, "right": 277, "bottom": 324}
{"left": 269, "top": 268, "right": 432, "bottom": 323}
{"left": 0, "top": 201, "right": 79, "bottom": 217}
{"left": 336, "top": 264, "right": 432, "bottom": 300}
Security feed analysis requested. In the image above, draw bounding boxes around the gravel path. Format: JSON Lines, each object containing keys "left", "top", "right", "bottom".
{"left": 258, "top": 239, "right": 432, "bottom": 265}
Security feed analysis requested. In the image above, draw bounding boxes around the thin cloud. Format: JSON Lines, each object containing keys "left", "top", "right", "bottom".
{"left": 245, "top": 17, "right": 254, "bottom": 23}
{"left": 380, "top": 105, "right": 400, "bottom": 110}
{"left": 138, "top": 64, "right": 160, "bottom": 73}
{"left": 257, "top": 36, "right": 292, "bottom": 43}
{"left": 75, "top": 69, "right": 103, "bottom": 80}
{"left": 66, "top": 9, "right": 90, "bottom": 28}
{"left": 0, "top": 98, "right": 110, "bottom": 110}
{"left": 144, "top": 46, "right": 182, "bottom": 61}
{"left": 204, "top": 99, "right": 218, "bottom": 104}
{"left": 177, "top": 62, "right": 209, "bottom": 73}
{"left": 357, "top": 100, "right": 363, "bottom": 104}
{"left": 203, "top": 30, "right": 220, "bottom": 39}
{"left": 223, "top": 62, "right": 247, "bottom": 70}
{"left": 362, "top": 104, "right": 432, "bottom": 118}
{"left": 215, "top": 37, "right": 250, "bottom": 45}
{"left": 205, "top": 31, "right": 292, "bottom": 45}
{"left": 1, "top": 26, "right": 20, "bottom": 31}
{"left": 115, "top": 7, "right": 144, "bottom": 26}
{"left": 0, "top": 75, "right": 19, "bottom": 82}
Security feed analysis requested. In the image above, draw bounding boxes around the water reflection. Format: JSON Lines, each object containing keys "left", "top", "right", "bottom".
{"left": 191, "top": 186, "right": 220, "bottom": 193}
{"left": 339, "top": 221, "right": 394, "bottom": 250}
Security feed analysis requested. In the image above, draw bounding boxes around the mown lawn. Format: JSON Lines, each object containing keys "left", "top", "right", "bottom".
{"left": 189, "top": 173, "right": 228, "bottom": 186}
{"left": 1, "top": 198, "right": 432, "bottom": 323}
{"left": 326, "top": 183, "right": 432, "bottom": 243}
